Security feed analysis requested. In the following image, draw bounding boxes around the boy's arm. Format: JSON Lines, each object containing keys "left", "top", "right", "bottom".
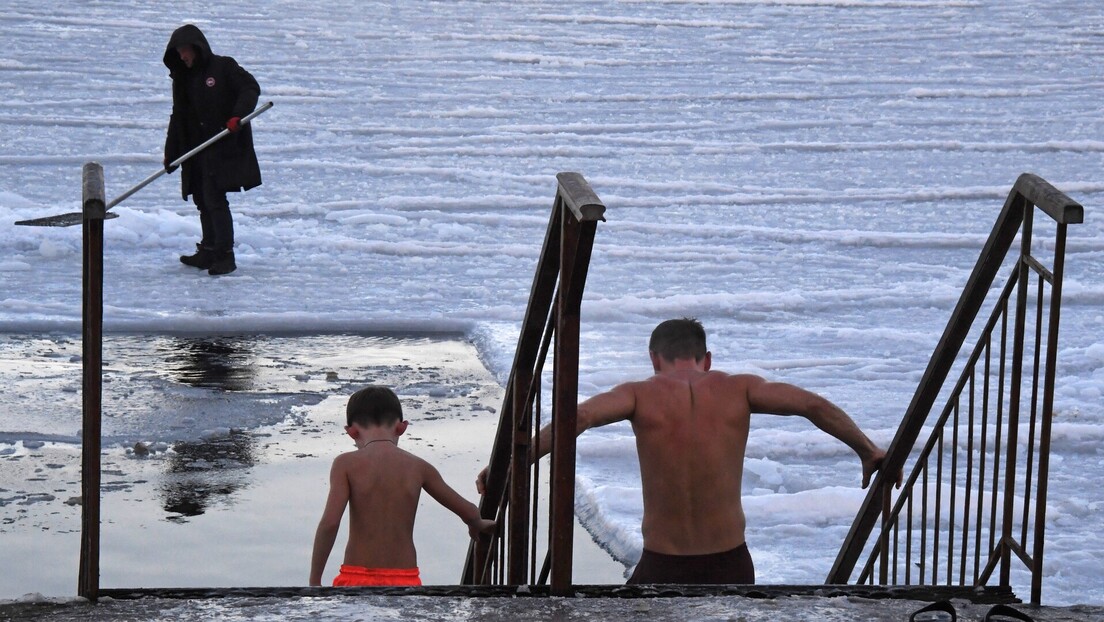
{"left": 745, "top": 375, "right": 898, "bottom": 488}
{"left": 422, "top": 460, "right": 496, "bottom": 539}
{"left": 309, "top": 458, "right": 351, "bottom": 586}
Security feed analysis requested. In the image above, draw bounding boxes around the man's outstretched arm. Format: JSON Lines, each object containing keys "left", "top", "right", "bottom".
{"left": 477, "top": 382, "right": 636, "bottom": 495}
{"left": 531, "top": 381, "right": 637, "bottom": 461}
{"left": 746, "top": 376, "right": 898, "bottom": 488}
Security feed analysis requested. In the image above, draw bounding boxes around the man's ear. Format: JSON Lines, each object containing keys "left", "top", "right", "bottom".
{"left": 702, "top": 351, "right": 712, "bottom": 371}
{"left": 395, "top": 420, "right": 410, "bottom": 437}
{"left": 649, "top": 350, "right": 662, "bottom": 373}
{"left": 345, "top": 425, "right": 359, "bottom": 441}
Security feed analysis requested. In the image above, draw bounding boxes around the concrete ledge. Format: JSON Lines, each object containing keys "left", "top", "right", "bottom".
{"left": 99, "top": 583, "right": 1018, "bottom": 604}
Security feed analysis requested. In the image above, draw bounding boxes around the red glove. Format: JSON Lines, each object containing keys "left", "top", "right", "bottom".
{"left": 226, "top": 117, "right": 242, "bottom": 132}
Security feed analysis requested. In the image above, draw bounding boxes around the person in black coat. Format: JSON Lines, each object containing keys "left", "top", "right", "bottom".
{"left": 163, "top": 24, "right": 261, "bottom": 276}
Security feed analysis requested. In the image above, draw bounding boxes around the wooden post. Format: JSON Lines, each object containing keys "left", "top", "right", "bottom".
{"left": 78, "top": 162, "right": 105, "bottom": 601}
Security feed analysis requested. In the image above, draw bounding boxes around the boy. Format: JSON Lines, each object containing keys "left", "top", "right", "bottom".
{"left": 310, "top": 385, "right": 495, "bottom": 586}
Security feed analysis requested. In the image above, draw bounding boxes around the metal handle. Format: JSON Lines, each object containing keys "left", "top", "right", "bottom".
{"left": 106, "top": 101, "right": 274, "bottom": 211}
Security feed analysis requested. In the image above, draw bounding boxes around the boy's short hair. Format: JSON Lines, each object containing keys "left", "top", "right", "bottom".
{"left": 649, "top": 318, "right": 707, "bottom": 362}
{"left": 346, "top": 385, "right": 404, "bottom": 427}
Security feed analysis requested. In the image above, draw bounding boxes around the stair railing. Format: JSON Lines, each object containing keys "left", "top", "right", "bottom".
{"left": 461, "top": 172, "right": 605, "bottom": 596}
{"left": 827, "top": 173, "right": 1083, "bottom": 605}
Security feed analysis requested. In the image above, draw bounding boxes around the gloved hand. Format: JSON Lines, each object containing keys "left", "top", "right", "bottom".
{"left": 163, "top": 157, "right": 178, "bottom": 174}
{"left": 226, "top": 117, "right": 242, "bottom": 133}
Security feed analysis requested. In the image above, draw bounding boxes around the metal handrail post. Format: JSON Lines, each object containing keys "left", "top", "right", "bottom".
{"left": 78, "top": 163, "right": 106, "bottom": 601}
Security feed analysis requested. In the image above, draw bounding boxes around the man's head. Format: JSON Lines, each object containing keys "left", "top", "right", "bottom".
{"left": 176, "top": 44, "right": 197, "bottom": 68}
{"left": 346, "top": 385, "right": 404, "bottom": 428}
{"left": 649, "top": 318, "right": 708, "bottom": 364}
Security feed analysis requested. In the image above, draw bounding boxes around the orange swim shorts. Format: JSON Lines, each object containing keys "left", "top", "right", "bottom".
{"left": 332, "top": 565, "right": 422, "bottom": 587}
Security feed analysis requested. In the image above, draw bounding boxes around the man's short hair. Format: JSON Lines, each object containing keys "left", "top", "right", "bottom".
{"left": 346, "top": 385, "right": 404, "bottom": 427}
{"left": 649, "top": 318, "right": 707, "bottom": 362}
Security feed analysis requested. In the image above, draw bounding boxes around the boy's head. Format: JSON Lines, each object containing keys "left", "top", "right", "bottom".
{"left": 346, "top": 385, "right": 404, "bottom": 427}
{"left": 649, "top": 317, "right": 708, "bottom": 363}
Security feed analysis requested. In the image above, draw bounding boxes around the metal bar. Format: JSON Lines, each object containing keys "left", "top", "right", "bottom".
{"left": 921, "top": 461, "right": 928, "bottom": 584}
{"left": 974, "top": 319, "right": 993, "bottom": 583}
{"left": 555, "top": 172, "right": 607, "bottom": 223}
{"left": 464, "top": 194, "right": 563, "bottom": 584}
{"left": 1011, "top": 173, "right": 1084, "bottom": 225}
{"left": 1000, "top": 203, "right": 1034, "bottom": 587}
{"left": 990, "top": 310, "right": 1007, "bottom": 559}
{"left": 1022, "top": 254, "right": 1054, "bottom": 284}
{"left": 828, "top": 187, "right": 1026, "bottom": 583}
{"left": 949, "top": 399, "right": 960, "bottom": 584}
{"left": 508, "top": 363, "right": 532, "bottom": 583}
{"left": 549, "top": 208, "right": 583, "bottom": 596}
{"left": 906, "top": 493, "right": 914, "bottom": 584}
{"left": 530, "top": 384, "right": 541, "bottom": 584}
{"left": 1020, "top": 275, "right": 1044, "bottom": 547}
{"left": 531, "top": 303, "right": 557, "bottom": 585}
{"left": 879, "top": 479, "right": 890, "bottom": 583}
{"left": 961, "top": 373, "right": 975, "bottom": 586}
{"left": 891, "top": 508, "right": 900, "bottom": 584}
{"left": 105, "top": 102, "right": 273, "bottom": 211}
{"left": 78, "top": 163, "right": 106, "bottom": 602}
{"left": 1032, "top": 223, "right": 1068, "bottom": 605}
{"left": 933, "top": 428, "right": 943, "bottom": 585}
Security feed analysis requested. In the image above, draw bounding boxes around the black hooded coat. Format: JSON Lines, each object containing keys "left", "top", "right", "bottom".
{"left": 163, "top": 24, "right": 261, "bottom": 200}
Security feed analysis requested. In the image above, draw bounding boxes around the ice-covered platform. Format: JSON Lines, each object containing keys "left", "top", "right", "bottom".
{"left": 4, "top": 587, "right": 1103, "bottom": 622}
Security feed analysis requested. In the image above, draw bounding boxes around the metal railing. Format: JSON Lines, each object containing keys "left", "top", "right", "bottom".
{"left": 461, "top": 172, "right": 605, "bottom": 595}
{"left": 827, "top": 173, "right": 1083, "bottom": 605}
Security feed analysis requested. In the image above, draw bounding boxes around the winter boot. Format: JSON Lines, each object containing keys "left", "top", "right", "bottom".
{"left": 180, "top": 244, "right": 214, "bottom": 269}
{"left": 207, "top": 250, "right": 237, "bottom": 276}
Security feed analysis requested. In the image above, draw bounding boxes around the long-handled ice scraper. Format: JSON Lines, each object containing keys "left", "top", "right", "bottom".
{"left": 14, "top": 101, "right": 274, "bottom": 227}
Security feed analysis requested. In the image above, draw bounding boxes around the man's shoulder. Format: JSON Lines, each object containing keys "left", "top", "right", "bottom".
{"left": 643, "top": 369, "right": 760, "bottom": 385}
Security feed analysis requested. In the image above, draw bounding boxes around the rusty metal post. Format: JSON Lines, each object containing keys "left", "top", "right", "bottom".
{"left": 78, "top": 162, "right": 106, "bottom": 601}
{"left": 999, "top": 203, "right": 1034, "bottom": 587}
{"left": 549, "top": 205, "right": 581, "bottom": 596}
{"left": 507, "top": 367, "right": 533, "bottom": 584}
{"left": 1031, "top": 222, "right": 1067, "bottom": 605}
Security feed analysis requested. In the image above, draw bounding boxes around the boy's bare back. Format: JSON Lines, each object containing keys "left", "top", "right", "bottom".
{"left": 333, "top": 441, "right": 426, "bottom": 569}
{"left": 312, "top": 385, "right": 494, "bottom": 587}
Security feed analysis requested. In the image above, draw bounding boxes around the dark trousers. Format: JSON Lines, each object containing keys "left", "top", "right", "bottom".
{"left": 190, "top": 156, "right": 234, "bottom": 252}
{"left": 626, "top": 544, "right": 755, "bottom": 585}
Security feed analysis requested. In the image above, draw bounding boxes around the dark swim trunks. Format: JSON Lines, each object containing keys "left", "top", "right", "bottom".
{"left": 626, "top": 543, "right": 755, "bottom": 585}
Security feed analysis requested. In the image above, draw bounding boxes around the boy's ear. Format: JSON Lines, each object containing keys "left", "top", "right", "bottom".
{"left": 702, "top": 351, "right": 712, "bottom": 371}
{"left": 345, "top": 424, "right": 359, "bottom": 441}
{"left": 395, "top": 420, "right": 409, "bottom": 436}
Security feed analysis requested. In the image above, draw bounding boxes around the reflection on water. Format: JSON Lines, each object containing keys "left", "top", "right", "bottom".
{"left": 163, "top": 337, "right": 256, "bottom": 391}
{"left": 157, "top": 338, "right": 259, "bottom": 517}
{"left": 161, "top": 430, "right": 257, "bottom": 519}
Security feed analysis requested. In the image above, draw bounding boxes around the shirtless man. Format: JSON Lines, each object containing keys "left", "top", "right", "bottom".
{"left": 480, "top": 317, "right": 893, "bottom": 584}
{"left": 310, "top": 385, "right": 495, "bottom": 587}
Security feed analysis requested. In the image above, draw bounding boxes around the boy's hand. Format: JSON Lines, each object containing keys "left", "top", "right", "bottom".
{"left": 475, "top": 465, "right": 490, "bottom": 495}
{"left": 468, "top": 517, "right": 496, "bottom": 540}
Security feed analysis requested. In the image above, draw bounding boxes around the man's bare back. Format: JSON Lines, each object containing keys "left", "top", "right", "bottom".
{"left": 626, "top": 367, "right": 753, "bottom": 555}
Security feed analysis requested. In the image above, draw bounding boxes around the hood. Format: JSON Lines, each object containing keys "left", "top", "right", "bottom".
{"left": 163, "top": 24, "right": 212, "bottom": 74}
